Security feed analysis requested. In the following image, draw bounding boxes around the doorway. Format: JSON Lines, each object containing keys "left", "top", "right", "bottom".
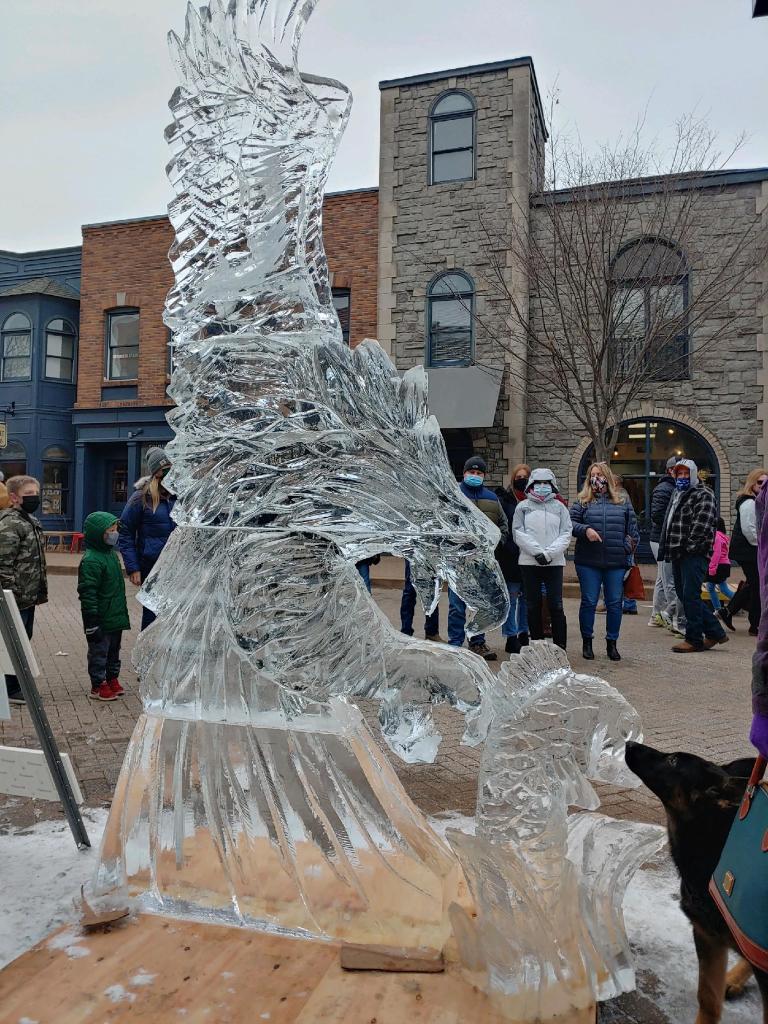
{"left": 104, "top": 459, "right": 129, "bottom": 518}
{"left": 578, "top": 418, "right": 719, "bottom": 561}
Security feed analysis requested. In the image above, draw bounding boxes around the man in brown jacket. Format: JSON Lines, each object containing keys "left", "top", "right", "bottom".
{"left": 0, "top": 475, "right": 48, "bottom": 705}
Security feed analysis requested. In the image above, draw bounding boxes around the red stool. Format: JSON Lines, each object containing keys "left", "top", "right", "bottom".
{"left": 70, "top": 532, "right": 85, "bottom": 553}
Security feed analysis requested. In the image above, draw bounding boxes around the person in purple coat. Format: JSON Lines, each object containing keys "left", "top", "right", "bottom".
{"left": 750, "top": 477, "right": 768, "bottom": 757}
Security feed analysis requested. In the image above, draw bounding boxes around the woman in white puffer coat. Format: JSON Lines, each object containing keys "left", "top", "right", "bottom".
{"left": 512, "top": 467, "right": 572, "bottom": 651}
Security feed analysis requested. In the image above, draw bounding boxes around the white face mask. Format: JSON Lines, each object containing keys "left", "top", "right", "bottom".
{"left": 532, "top": 483, "right": 552, "bottom": 497}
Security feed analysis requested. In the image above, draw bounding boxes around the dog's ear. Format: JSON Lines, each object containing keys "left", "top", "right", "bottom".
{"left": 721, "top": 757, "right": 755, "bottom": 779}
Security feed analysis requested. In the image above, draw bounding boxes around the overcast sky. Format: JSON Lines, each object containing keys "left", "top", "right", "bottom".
{"left": 1, "top": 0, "right": 766, "bottom": 252}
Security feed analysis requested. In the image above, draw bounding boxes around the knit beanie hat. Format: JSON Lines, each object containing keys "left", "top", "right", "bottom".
{"left": 146, "top": 447, "right": 171, "bottom": 476}
{"left": 463, "top": 456, "right": 487, "bottom": 474}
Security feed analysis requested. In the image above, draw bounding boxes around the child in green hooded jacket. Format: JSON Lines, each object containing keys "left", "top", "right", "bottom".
{"left": 77, "top": 511, "right": 131, "bottom": 702}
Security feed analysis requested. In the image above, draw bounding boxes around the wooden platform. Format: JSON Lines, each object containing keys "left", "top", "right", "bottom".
{"left": 0, "top": 913, "right": 597, "bottom": 1023}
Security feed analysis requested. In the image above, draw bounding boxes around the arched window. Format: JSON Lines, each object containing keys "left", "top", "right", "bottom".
{"left": 610, "top": 238, "right": 689, "bottom": 381}
{"left": 45, "top": 318, "right": 77, "bottom": 382}
{"left": 429, "top": 91, "right": 476, "bottom": 185}
{"left": 41, "top": 444, "right": 71, "bottom": 517}
{"left": 427, "top": 271, "right": 474, "bottom": 367}
{"left": 0, "top": 439, "right": 27, "bottom": 480}
{"left": 1, "top": 312, "right": 32, "bottom": 381}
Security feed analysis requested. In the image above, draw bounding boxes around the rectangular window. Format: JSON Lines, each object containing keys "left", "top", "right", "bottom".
{"left": 1, "top": 332, "right": 32, "bottom": 380}
{"left": 428, "top": 297, "right": 473, "bottom": 366}
{"left": 106, "top": 310, "right": 140, "bottom": 380}
{"left": 45, "top": 333, "right": 75, "bottom": 381}
{"left": 610, "top": 284, "right": 689, "bottom": 381}
{"left": 42, "top": 462, "right": 69, "bottom": 516}
{"left": 332, "top": 288, "right": 351, "bottom": 344}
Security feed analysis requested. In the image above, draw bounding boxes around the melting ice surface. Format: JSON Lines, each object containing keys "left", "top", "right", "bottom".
{"left": 92, "top": 2, "right": 662, "bottom": 1019}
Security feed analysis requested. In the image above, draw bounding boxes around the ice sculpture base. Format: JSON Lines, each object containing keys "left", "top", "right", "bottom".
{"left": 0, "top": 912, "right": 598, "bottom": 1024}
{"left": 94, "top": 707, "right": 459, "bottom": 953}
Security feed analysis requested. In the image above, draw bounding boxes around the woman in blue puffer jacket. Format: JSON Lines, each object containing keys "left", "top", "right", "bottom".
{"left": 570, "top": 462, "right": 639, "bottom": 663}
{"left": 118, "top": 447, "right": 176, "bottom": 631}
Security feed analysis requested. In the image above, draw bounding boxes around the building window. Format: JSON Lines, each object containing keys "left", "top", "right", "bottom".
{"left": 45, "top": 318, "right": 77, "bottom": 381}
{"left": 1, "top": 312, "right": 32, "bottom": 381}
{"left": 332, "top": 288, "right": 351, "bottom": 344}
{"left": 0, "top": 439, "right": 27, "bottom": 480}
{"left": 41, "top": 446, "right": 71, "bottom": 517}
{"left": 427, "top": 271, "right": 474, "bottom": 367}
{"left": 610, "top": 239, "right": 689, "bottom": 381}
{"left": 106, "top": 309, "right": 139, "bottom": 380}
{"left": 429, "top": 91, "right": 476, "bottom": 185}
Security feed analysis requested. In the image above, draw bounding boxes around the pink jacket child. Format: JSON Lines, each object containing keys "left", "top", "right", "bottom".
{"left": 708, "top": 529, "right": 731, "bottom": 580}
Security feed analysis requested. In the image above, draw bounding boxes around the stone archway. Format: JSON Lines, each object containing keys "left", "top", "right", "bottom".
{"left": 567, "top": 404, "right": 732, "bottom": 522}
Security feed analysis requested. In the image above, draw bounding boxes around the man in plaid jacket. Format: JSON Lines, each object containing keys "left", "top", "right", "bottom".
{"left": 659, "top": 458, "right": 728, "bottom": 653}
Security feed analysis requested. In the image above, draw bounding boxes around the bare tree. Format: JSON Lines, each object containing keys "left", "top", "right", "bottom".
{"left": 464, "top": 113, "right": 767, "bottom": 462}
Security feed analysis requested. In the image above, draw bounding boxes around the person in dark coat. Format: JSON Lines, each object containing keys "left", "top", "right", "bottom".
{"left": 496, "top": 463, "right": 530, "bottom": 654}
{"left": 570, "top": 463, "right": 639, "bottom": 662}
{"left": 720, "top": 467, "right": 768, "bottom": 635}
{"left": 649, "top": 456, "right": 683, "bottom": 632}
{"left": 118, "top": 447, "right": 176, "bottom": 631}
{"left": 750, "top": 476, "right": 768, "bottom": 757}
{"left": 658, "top": 459, "right": 727, "bottom": 653}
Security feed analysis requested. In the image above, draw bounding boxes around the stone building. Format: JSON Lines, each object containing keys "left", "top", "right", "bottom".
{"left": 378, "top": 59, "right": 768, "bottom": 547}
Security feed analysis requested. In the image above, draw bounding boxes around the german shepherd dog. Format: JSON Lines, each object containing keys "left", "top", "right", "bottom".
{"left": 625, "top": 741, "right": 768, "bottom": 1024}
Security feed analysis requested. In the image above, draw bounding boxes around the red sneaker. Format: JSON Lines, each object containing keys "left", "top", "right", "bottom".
{"left": 90, "top": 682, "right": 117, "bottom": 701}
{"left": 107, "top": 678, "right": 125, "bottom": 697}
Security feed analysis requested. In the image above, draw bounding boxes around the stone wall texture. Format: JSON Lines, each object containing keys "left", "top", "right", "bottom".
{"left": 525, "top": 183, "right": 766, "bottom": 517}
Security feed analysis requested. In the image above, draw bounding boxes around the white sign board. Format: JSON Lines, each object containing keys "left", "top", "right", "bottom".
{"left": 0, "top": 589, "right": 40, "bottom": 678}
{"left": 0, "top": 746, "right": 84, "bottom": 803}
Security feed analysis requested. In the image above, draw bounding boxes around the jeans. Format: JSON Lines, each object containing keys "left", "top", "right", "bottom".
{"left": 728, "top": 557, "right": 761, "bottom": 631}
{"left": 672, "top": 554, "right": 726, "bottom": 646}
{"left": 520, "top": 565, "right": 567, "bottom": 650}
{"left": 4, "top": 605, "right": 35, "bottom": 696}
{"left": 651, "top": 541, "right": 685, "bottom": 627}
{"left": 706, "top": 580, "right": 734, "bottom": 612}
{"left": 356, "top": 562, "right": 372, "bottom": 594}
{"left": 576, "top": 565, "right": 625, "bottom": 641}
{"left": 501, "top": 579, "right": 529, "bottom": 638}
{"left": 400, "top": 561, "right": 439, "bottom": 637}
{"left": 448, "top": 589, "right": 485, "bottom": 648}
{"left": 87, "top": 630, "right": 123, "bottom": 687}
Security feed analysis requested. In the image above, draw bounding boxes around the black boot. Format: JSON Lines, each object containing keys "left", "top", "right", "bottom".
{"left": 582, "top": 638, "right": 594, "bottom": 660}
{"left": 505, "top": 635, "right": 521, "bottom": 654}
{"left": 607, "top": 639, "right": 621, "bottom": 661}
{"left": 517, "top": 631, "right": 530, "bottom": 648}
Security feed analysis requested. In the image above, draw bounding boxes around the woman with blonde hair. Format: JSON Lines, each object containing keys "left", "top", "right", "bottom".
{"left": 720, "top": 467, "right": 768, "bottom": 634}
{"left": 118, "top": 447, "right": 176, "bottom": 630}
{"left": 570, "top": 462, "right": 639, "bottom": 662}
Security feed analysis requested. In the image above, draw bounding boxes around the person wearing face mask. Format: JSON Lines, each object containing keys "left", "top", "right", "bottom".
{"left": 449, "top": 456, "right": 508, "bottom": 660}
{"left": 512, "top": 467, "right": 572, "bottom": 651}
{"left": 118, "top": 446, "right": 176, "bottom": 630}
{"left": 495, "top": 463, "right": 531, "bottom": 653}
{"left": 719, "top": 468, "right": 768, "bottom": 635}
{"left": 570, "top": 463, "right": 639, "bottom": 662}
{"left": 78, "top": 512, "right": 130, "bottom": 701}
{"left": 658, "top": 459, "right": 727, "bottom": 653}
{"left": 0, "top": 475, "right": 48, "bottom": 705}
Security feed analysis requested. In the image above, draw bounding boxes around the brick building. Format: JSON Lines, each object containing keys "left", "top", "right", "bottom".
{"left": 71, "top": 190, "right": 378, "bottom": 522}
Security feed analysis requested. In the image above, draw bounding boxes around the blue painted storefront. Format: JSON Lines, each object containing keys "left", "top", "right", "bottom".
{"left": 0, "top": 247, "right": 82, "bottom": 529}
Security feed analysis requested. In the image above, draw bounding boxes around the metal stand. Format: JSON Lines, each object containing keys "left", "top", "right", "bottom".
{"left": 0, "top": 591, "right": 90, "bottom": 849}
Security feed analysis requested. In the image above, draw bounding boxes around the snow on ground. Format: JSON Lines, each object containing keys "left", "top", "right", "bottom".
{"left": 0, "top": 808, "right": 109, "bottom": 970}
{"left": 0, "top": 810, "right": 762, "bottom": 1021}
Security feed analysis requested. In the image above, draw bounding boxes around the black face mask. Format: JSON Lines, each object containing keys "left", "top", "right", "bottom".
{"left": 514, "top": 477, "right": 529, "bottom": 491}
{"left": 20, "top": 495, "right": 40, "bottom": 514}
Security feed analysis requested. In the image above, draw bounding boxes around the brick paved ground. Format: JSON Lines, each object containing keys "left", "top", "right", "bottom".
{"left": 1, "top": 572, "right": 758, "bottom": 1023}
{"left": 1, "top": 572, "right": 755, "bottom": 828}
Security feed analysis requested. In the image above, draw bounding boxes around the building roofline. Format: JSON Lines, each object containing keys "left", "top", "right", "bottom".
{"left": 533, "top": 166, "right": 768, "bottom": 205}
{"left": 379, "top": 56, "right": 547, "bottom": 142}
{"left": 82, "top": 187, "right": 380, "bottom": 232}
{"left": 0, "top": 245, "right": 81, "bottom": 259}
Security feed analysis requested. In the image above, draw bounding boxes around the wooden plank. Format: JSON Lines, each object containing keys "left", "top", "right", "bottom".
{"left": 0, "top": 914, "right": 597, "bottom": 1024}
{"left": 340, "top": 942, "right": 444, "bottom": 973}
